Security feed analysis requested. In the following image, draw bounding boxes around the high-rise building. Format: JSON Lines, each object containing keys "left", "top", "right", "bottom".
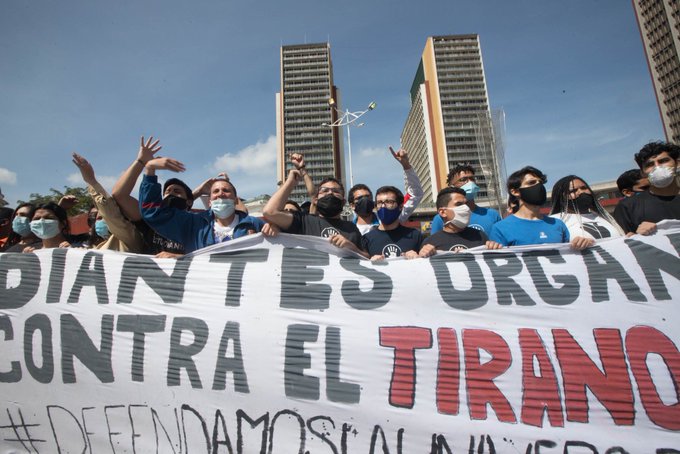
{"left": 633, "top": 0, "right": 680, "bottom": 143}
{"left": 401, "top": 35, "right": 505, "bottom": 210}
{"left": 276, "top": 43, "right": 343, "bottom": 201}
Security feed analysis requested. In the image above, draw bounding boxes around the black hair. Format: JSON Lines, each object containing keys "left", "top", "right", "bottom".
{"left": 3, "top": 203, "right": 36, "bottom": 248}
{"left": 283, "top": 200, "right": 301, "bottom": 212}
{"left": 210, "top": 178, "right": 237, "bottom": 199}
{"left": 549, "top": 175, "right": 600, "bottom": 215}
{"left": 375, "top": 186, "right": 404, "bottom": 206}
{"left": 634, "top": 141, "right": 680, "bottom": 168}
{"left": 616, "top": 169, "right": 643, "bottom": 193}
{"left": 436, "top": 186, "right": 466, "bottom": 209}
{"left": 300, "top": 201, "right": 312, "bottom": 214}
{"left": 506, "top": 166, "right": 547, "bottom": 208}
{"left": 316, "top": 177, "right": 345, "bottom": 197}
{"left": 447, "top": 164, "right": 475, "bottom": 184}
{"left": 348, "top": 183, "right": 372, "bottom": 203}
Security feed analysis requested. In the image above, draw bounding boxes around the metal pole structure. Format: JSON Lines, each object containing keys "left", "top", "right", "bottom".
{"left": 323, "top": 100, "right": 376, "bottom": 190}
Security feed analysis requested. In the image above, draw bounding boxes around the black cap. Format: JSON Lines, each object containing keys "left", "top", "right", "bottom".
{"left": 163, "top": 178, "right": 194, "bottom": 202}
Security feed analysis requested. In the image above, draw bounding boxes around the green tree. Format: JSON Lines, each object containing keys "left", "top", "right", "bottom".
{"left": 17, "top": 186, "right": 92, "bottom": 216}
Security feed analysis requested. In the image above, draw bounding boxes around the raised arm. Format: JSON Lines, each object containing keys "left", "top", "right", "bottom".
{"left": 262, "top": 170, "right": 300, "bottom": 230}
{"left": 390, "top": 146, "right": 424, "bottom": 222}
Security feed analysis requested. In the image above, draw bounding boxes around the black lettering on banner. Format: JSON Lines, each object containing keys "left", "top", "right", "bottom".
{"left": 326, "top": 326, "right": 360, "bottom": 403}
{"left": 24, "top": 313, "right": 54, "bottom": 383}
{"left": 605, "top": 448, "right": 630, "bottom": 454}
{"left": 167, "top": 317, "right": 208, "bottom": 388}
{"left": 151, "top": 407, "right": 182, "bottom": 454}
{"left": 307, "top": 416, "right": 339, "bottom": 454}
{"left": 236, "top": 409, "right": 269, "bottom": 454}
{"left": 61, "top": 314, "right": 114, "bottom": 383}
{"left": 0, "top": 252, "right": 40, "bottom": 309}
{"left": 268, "top": 409, "right": 306, "bottom": 454}
{"left": 280, "top": 248, "right": 330, "bottom": 310}
{"left": 47, "top": 405, "right": 87, "bottom": 453}
{"left": 431, "top": 433, "right": 452, "bottom": 454}
{"left": 668, "top": 232, "right": 680, "bottom": 253}
{"left": 116, "top": 315, "right": 167, "bottom": 382}
{"left": 47, "top": 248, "right": 67, "bottom": 304}
{"left": 430, "top": 253, "right": 488, "bottom": 310}
{"left": 564, "top": 440, "right": 597, "bottom": 452}
{"left": 128, "top": 404, "right": 147, "bottom": 454}
{"left": 104, "top": 404, "right": 126, "bottom": 453}
{"left": 213, "top": 321, "right": 249, "bottom": 393}
{"left": 284, "top": 324, "right": 320, "bottom": 400}
{"left": 117, "top": 255, "right": 192, "bottom": 304}
{"left": 210, "top": 249, "right": 269, "bottom": 306}
{"left": 181, "top": 404, "right": 211, "bottom": 453}
{"left": 67, "top": 251, "right": 109, "bottom": 304}
{"left": 657, "top": 450, "right": 680, "bottom": 454}
{"left": 580, "top": 245, "right": 646, "bottom": 302}
{"left": 339, "top": 258, "right": 392, "bottom": 310}
{"left": 522, "top": 250, "right": 579, "bottom": 306}
{"left": 212, "top": 409, "right": 235, "bottom": 454}
{"left": 81, "top": 406, "right": 96, "bottom": 451}
{"left": 0, "top": 315, "right": 21, "bottom": 382}
{"left": 625, "top": 238, "right": 680, "bottom": 300}
{"left": 529, "top": 439, "right": 556, "bottom": 453}
{"left": 369, "top": 425, "right": 389, "bottom": 454}
{"left": 340, "top": 423, "right": 353, "bottom": 454}
{"left": 483, "top": 252, "right": 536, "bottom": 306}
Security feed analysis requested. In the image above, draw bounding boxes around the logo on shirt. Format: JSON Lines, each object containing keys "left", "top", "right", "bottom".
{"left": 469, "top": 223, "right": 484, "bottom": 231}
{"left": 321, "top": 227, "right": 340, "bottom": 238}
{"left": 382, "top": 244, "right": 402, "bottom": 258}
{"left": 539, "top": 231, "right": 548, "bottom": 239}
{"left": 449, "top": 244, "right": 469, "bottom": 253}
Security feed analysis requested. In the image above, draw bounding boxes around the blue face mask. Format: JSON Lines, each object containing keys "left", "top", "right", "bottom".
{"left": 376, "top": 207, "right": 400, "bottom": 225}
{"left": 95, "top": 219, "right": 110, "bottom": 239}
{"left": 12, "top": 216, "right": 32, "bottom": 237}
{"left": 30, "top": 219, "right": 61, "bottom": 240}
{"left": 460, "top": 181, "right": 480, "bottom": 201}
{"left": 211, "top": 198, "right": 236, "bottom": 219}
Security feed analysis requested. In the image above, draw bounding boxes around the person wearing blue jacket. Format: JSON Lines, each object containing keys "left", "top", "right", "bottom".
{"left": 137, "top": 138, "right": 264, "bottom": 253}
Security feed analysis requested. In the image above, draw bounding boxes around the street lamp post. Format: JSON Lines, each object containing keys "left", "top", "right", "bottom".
{"left": 322, "top": 98, "right": 376, "bottom": 188}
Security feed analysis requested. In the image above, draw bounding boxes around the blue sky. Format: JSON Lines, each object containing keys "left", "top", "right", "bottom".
{"left": 0, "top": 0, "right": 664, "bottom": 206}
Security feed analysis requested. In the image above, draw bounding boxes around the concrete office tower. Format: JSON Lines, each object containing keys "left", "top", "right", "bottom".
{"left": 401, "top": 35, "right": 505, "bottom": 209}
{"left": 633, "top": 0, "right": 680, "bottom": 143}
{"left": 276, "top": 43, "right": 343, "bottom": 202}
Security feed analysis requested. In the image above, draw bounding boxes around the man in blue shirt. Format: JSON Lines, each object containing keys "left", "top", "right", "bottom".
{"left": 430, "top": 164, "right": 501, "bottom": 235}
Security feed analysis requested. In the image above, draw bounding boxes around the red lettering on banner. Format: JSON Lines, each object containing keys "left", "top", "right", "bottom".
{"left": 518, "top": 329, "right": 564, "bottom": 427}
{"left": 626, "top": 326, "right": 680, "bottom": 430}
{"left": 554, "top": 328, "right": 634, "bottom": 425}
{"left": 436, "top": 328, "right": 460, "bottom": 415}
{"left": 463, "top": 329, "right": 516, "bottom": 423}
{"left": 379, "top": 327, "right": 432, "bottom": 409}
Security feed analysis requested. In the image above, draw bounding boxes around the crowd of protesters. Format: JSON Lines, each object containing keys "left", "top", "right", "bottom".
{"left": 1, "top": 138, "right": 679, "bottom": 259}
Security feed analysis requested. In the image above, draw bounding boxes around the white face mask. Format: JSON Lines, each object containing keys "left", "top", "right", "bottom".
{"left": 211, "top": 198, "right": 236, "bottom": 219}
{"left": 647, "top": 165, "right": 677, "bottom": 188}
{"left": 444, "top": 204, "right": 471, "bottom": 230}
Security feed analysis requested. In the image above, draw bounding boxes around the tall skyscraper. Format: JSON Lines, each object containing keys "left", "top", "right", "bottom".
{"left": 401, "top": 35, "right": 505, "bottom": 210}
{"left": 633, "top": 0, "right": 680, "bottom": 143}
{"left": 276, "top": 43, "right": 343, "bottom": 201}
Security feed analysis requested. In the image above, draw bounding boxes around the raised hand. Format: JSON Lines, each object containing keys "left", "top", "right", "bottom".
{"left": 137, "top": 136, "right": 162, "bottom": 163}
{"left": 57, "top": 194, "right": 79, "bottom": 210}
{"left": 290, "top": 153, "right": 305, "bottom": 170}
{"left": 71, "top": 152, "right": 97, "bottom": 186}
{"left": 146, "top": 156, "right": 186, "bottom": 173}
{"left": 389, "top": 146, "right": 411, "bottom": 170}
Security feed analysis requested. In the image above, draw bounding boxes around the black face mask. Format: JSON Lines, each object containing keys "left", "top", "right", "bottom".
{"left": 161, "top": 195, "right": 188, "bottom": 211}
{"left": 518, "top": 183, "right": 547, "bottom": 206}
{"left": 353, "top": 196, "right": 375, "bottom": 216}
{"left": 316, "top": 195, "right": 344, "bottom": 218}
{"left": 574, "top": 193, "right": 595, "bottom": 213}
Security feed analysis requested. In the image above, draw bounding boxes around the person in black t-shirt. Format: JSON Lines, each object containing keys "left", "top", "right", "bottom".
{"left": 420, "top": 187, "right": 502, "bottom": 255}
{"left": 361, "top": 186, "right": 425, "bottom": 260}
{"left": 614, "top": 141, "right": 680, "bottom": 235}
{"left": 263, "top": 169, "right": 366, "bottom": 256}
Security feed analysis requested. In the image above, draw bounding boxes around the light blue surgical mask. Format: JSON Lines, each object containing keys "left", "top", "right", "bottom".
{"left": 30, "top": 219, "right": 61, "bottom": 240}
{"left": 95, "top": 219, "right": 110, "bottom": 239}
{"left": 12, "top": 216, "right": 32, "bottom": 237}
{"left": 460, "top": 181, "right": 480, "bottom": 201}
{"left": 211, "top": 198, "right": 236, "bottom": 219}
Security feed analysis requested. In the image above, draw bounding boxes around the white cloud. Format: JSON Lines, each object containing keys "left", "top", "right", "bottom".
{"left": 212, "top": 136, "right": 277, "bottom": 175}
{"left": 358, "top": 146, "right": 386, "bottom": 158}
{"left": 67, "top": 172, "right": 83, "bottom": 185}
{"left": 0, "top": 168, "right": 17, "bottom": 185}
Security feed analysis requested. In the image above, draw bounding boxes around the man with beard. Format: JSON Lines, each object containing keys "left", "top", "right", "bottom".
{"left": 489, "top": 166, "right": 590, "bottom": 249}
{"left": 614, "top": 141, "right": 680, "bottom": 235}
{"left": 263, "top": 169, "right": 366, "bottom": 256}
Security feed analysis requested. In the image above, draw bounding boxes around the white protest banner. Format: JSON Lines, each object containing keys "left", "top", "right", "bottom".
{"left": 0, "top": 224, "right": 679, "bottom": 453}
